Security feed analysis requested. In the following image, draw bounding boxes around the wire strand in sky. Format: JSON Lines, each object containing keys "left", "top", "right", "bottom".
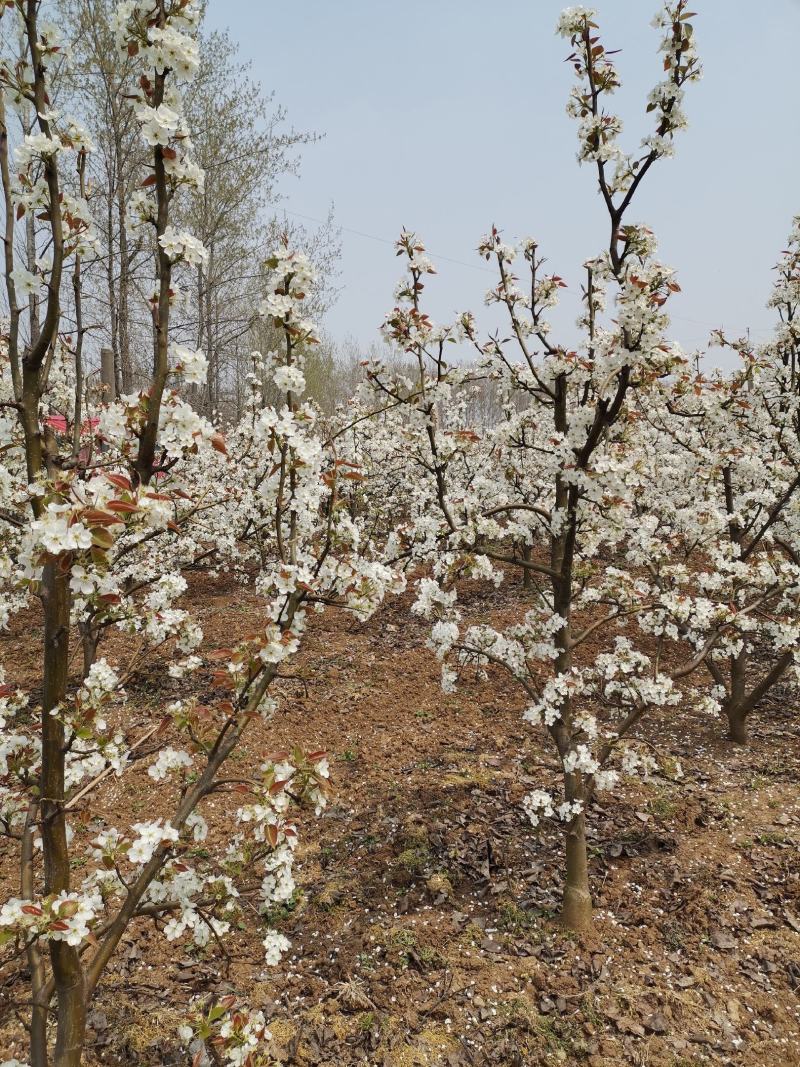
{"left": 279, "top": 206, "right": 773, "bottom": 338}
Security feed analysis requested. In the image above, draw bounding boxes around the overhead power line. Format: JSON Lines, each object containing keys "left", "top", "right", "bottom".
{"left": 279, "top": 205, "right": 774, "bottom": 338}
{"left": 280, "top": 206, "right": 496, "bottom": 274}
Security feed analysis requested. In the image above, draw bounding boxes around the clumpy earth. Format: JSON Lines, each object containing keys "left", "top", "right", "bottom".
{"left": 1, "top": 571, "right": 799, "bottom": 1066}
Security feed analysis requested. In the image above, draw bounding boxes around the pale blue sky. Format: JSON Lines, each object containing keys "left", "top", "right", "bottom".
{"left": 205, "top": 1, "right": 800, "bottom": 360}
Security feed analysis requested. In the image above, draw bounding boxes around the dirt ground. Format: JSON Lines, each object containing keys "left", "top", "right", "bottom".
{"left": 1, "top": 570, "right": 799, "bottom": 1066}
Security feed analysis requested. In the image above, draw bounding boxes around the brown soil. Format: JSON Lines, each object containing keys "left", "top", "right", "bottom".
{"left": 1, "top": 570, "right": 799, "bottom": 1066}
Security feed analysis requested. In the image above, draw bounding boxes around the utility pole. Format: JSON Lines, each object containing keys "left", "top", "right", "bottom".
{"left": 100, "top": 347, "right": 117, "bottom": 401}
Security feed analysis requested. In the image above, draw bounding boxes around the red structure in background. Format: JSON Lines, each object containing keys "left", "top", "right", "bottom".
{"left": 44, "top": 414, "right": 100, "bottom": 436}
{"left": 43, "top": 413, "right": 170, "bottom": 479}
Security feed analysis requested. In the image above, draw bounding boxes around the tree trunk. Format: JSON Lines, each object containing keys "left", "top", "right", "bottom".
{"left": 562, "top": 811, "right": 592, "bottom": 930}
{"left": 22, "top": 802, "right": 48, "bottom": 1067}
{"left": 40, "top": 560, "right": 88, "bottom": 1066}
{"left": 71, "top": 208, "right": 85, "bottom": 458}
{"left": 51, "top": 943, "right": 87, "bottom": 1067}
{"left": 548, "top": 422, "right": 592, "bottom": 931}
{"left": 721, "top": 649, "right": 792, "bottom": 745}
{"left": 205, "top": 249, "right": 216, "bottom": 417}
{"left": 25, "top": 144, "right": 41, "bottom": 349}
{"left": 117, "top": 181, "right": 132, "bottom": 393}
{"left": 726, "top": 703, "right": 748, "bottom": 744}
{"left": 80, "top": 622, "right": 98, "bottom": 680}
{"left": 107, "top": 183, "right": 119, "bottom": 396}
{"left": 521, "top": 543, "right": 533, "bottom": 590}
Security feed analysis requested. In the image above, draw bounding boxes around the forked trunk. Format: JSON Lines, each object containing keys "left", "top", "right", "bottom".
{"left": 721, "top": 649, "right": 792, "bottom": 745}
{"left": 725, "top": 703, "right": 748, "bottom": 745}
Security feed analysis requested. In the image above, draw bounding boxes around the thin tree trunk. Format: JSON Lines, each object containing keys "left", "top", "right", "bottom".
{"left": 107, "top": 178, "right": 119, "bottom": 395}
{"left": 20, "top": 101, "right": 41, "bottom": 348}
{"left": 71, "top": 152, "right": 87, "bottom": 457}
{"left": 549, "top": 373, "right": 592, "bottom": 931}
{"left": 40, "top": 560, "right": 87, "bottom": 1067}
{"left": 134, "top": 65, "right": 172, "bottom": 487}
{"left": 562, "top": 811, "right": 592, "bottom": 929}
{"left": 71, "top": 260, "right": 84, "bottom": 456}
{"left": 22, "top": 802, "right": 48, "bottom": 1067}
{"left": 521, "top": 543, "right": 533, "bottom": 590}
{"left": 26, "top": 191, "right": 40, "bottom": 347}
{"left": 206, "top": 248, "right": 215, "bottom": 417}
{"left": 118, "top": 181, "right": 132, "bottom": 393}
{"left": 80, "top": 621, "right": 98, "bottom": 680}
